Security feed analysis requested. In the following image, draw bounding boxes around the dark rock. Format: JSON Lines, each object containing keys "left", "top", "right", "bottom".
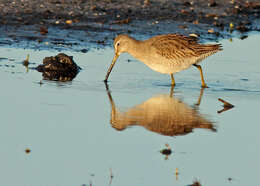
{"left": 36, "top": 53, "right": 80, "bottom": 81}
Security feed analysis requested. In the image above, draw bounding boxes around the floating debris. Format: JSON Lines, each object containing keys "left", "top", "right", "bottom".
{"left": 160, "top": 144, "right": 172, "bottom": 160}
{"left": 175, "top": 168, "right": 179, "bottom": 180}
{"left": 218, "top": 98, "right": 234, "bottom": 108}
{"left": 218, "top": 98, "right": 234, "bottom": 114}
{"left": 160, "top": 148, "right": 172, "bottom": 155}
{"left": 25, "top": 148, "right": 31, "bottom": 154}
{"left": 23, "top": 54, "right": 29, "bottom": 66}
{"left": 36, "top": 53, "right": 80, "bottom": 81}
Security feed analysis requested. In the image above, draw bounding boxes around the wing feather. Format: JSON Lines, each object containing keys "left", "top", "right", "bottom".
{"left": 151, "top": 34, "right": 221, "bottom": 64}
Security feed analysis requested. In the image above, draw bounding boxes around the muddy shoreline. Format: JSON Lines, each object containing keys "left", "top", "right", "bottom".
{"left": 0, "top": 0, "right": 260, "bottom": 51}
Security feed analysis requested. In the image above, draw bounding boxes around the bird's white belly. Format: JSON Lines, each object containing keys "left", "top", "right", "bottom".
{"left": 142, "top": 60, "right": 192, "bottom": 74}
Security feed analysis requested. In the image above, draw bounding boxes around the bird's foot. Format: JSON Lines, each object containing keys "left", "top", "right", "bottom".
{"left": 201, "top": 84, "right": 209, "bottom": 88}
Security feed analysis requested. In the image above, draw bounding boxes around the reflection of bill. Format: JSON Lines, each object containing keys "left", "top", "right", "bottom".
{"left": 106, "top": 85, "right": 216, "bottom": 137}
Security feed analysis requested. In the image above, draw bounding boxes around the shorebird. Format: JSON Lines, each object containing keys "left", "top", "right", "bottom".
{"left": 104, "top": 34, "right": 222, "bottom": 87}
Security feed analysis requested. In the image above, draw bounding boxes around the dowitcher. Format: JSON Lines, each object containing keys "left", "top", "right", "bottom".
{"left": 104, "top": 34, "right": 222, "bottom": 87}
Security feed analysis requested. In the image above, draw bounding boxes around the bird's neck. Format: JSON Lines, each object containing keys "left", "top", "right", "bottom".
{"left": 127, "top": 39, "right": 147, "bottom": 60}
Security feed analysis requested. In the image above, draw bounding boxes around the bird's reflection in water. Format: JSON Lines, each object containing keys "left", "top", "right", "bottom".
{"left": 105, "top": 84, "right": 216, "bottom": 137}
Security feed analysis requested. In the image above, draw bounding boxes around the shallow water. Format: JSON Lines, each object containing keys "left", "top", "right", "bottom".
{"left": 0, "top": 33, "right": 260, "bottom": 186}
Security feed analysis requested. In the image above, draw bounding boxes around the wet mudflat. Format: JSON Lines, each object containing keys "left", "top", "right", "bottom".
{"left": 1, "top": 0, "right": 260, "bottom": 50}
{"left": 0, "top": 32, "right": 260, "bottom": 186}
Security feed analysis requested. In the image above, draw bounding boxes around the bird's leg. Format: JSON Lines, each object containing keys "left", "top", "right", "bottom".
{"left": 195, "top": 87, "right": 205, "bottom": 106}
{"left": 193, "top": 64, "right": 208, "bottom": 88}
{"left": 170, "top": 74, "right": 175, "bottom": 87}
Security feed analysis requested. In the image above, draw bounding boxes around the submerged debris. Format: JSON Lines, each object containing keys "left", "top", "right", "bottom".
{"left": 25, "top": 148, "right": 31, "bottom": 154}
{"left": 160, "top": 148, "right": 172, "bottom": 155}
{"left": 218, "top": 98, "right": 234, "bottom": 114}
{"left": 160, "top": 144, "right": 172, "bottom": 160}
{"left": 36, "top": 53, "right": 80, "bottom": 81}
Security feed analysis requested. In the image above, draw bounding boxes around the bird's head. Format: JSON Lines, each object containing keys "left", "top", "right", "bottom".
{"left": 113, "top": 34, "right": 131, "bottom": 55}
{"left": 104, "top": 34, "right": 132, "bottom": 82}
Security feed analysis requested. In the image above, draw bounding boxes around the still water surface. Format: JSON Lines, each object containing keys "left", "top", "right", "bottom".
{"left": 0, "top": 34, "right": 260, "bottom": 186}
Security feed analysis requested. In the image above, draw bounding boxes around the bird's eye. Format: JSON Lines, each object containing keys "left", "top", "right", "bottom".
{"left": 117, "top": 42, "right": 120, "bottom": 46}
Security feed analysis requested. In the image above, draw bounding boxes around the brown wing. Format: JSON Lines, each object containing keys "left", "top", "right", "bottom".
{"left": 151, "top": 34, "right": 198, "bottom": 60}
{"left": 192, "top": 43, "right": 222, "bottom": 63}
{"left": 151, "top": 34, "right": 222, "bottom": 64}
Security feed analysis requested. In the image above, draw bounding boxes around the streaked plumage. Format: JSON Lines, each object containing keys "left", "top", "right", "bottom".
{"left": 106, "top": 88, "right": 216, "bottom": 137}
{"left": 105, "top": 34, "right": 222, "bottom": 87}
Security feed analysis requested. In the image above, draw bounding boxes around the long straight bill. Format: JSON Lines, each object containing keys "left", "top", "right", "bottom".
{"left": 104, "top": 54, "right": 119, "bottom": 82}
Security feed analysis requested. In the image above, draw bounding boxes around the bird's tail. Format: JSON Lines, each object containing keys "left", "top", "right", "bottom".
{"left": 194, "top": 43, "right": 222, "bottom": 62}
